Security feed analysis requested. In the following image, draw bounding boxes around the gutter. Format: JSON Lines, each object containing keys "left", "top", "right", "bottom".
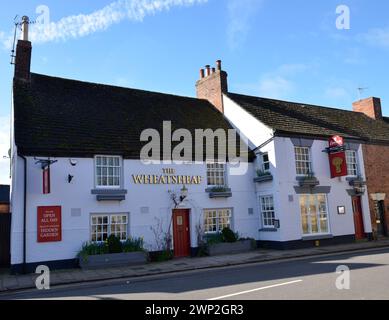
{"left": 20, "top": 155, "right": 27, "bottom": 274}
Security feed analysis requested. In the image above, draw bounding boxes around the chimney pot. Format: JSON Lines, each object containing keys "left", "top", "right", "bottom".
{"left": 216, "top": 60, "right": 222, "bottom": 71}
{"left": 205, "top": 65, "right": 211, "bottom": 76}
{"left": 21, "top": 16, "right": 30, "bottom": 41}
{"left": 212, "top": 67, "right": 216, "bottom": 74}
{"left": 200, "top": 68, "right": 205, "bottom": 79}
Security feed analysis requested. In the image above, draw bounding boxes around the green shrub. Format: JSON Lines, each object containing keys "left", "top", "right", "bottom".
{"left": 221, "top": 227, "right": 238, "bottom": 243}
{"left": 122, "top": 237, "right": 145, "bottom": 253}
{"left": 78, "top": 242, "right": 109, "bottom": 262}
{"left": 205, "top": 233, "right": 224, "bottom": 245}
{"left": 107, "top": 235, "right": 123, "bottom": 254}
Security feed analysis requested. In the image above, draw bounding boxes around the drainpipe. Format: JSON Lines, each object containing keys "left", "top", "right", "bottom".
{"left": 21, "top": 155, "right": 27, "bottom": 274}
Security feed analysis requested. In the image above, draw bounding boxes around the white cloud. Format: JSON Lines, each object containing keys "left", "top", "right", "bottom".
{"left": 248, "top": 63, "right": 308, "bottom": 99}
{"left": 0, "top": 116, "right": 11, "bottom": 185}
{"left": 227, "top": 0, "right": 263, "bottom": 49}
{"left": 1, "top": 0, "right": 207, "bottom": 48}
{"left": 325, "top": 86, "right": 350, "bottom": 100}
{"left": 358, "top": 27, "right": 389, "bottom": 48}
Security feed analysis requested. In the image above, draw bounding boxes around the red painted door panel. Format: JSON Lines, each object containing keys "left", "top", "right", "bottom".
{"left": 352, "top": 197, "right": 366, "bottom": 240}
{"left": 173, "top": 210, "right": 190, "bottom": 258}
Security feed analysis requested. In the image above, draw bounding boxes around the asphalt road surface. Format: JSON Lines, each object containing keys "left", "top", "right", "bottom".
{"left": 2, "top": 248, "right": 389, "bottom": 300}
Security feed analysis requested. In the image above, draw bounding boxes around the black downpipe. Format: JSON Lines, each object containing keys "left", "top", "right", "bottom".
{"left": 21, "top": 155, "right": 27, "bottom": 274}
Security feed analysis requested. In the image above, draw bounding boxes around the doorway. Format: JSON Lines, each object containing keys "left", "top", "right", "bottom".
{"left": 352, "top": 196, "right": 366, "bottom": 240}
{"left": 0, "top": 213, "right": 11, "bottom": 267}
{"left": 172, "top": 209, "right": 191, "bottom": 258}
{"left": 376, "top": 201, "right": 388, "bottom": 237}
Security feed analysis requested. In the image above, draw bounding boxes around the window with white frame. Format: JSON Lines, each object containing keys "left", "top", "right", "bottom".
{"left": 346, "top": 150, "right": 358, "bottom": 176}
{"left": 295, "top": 147, "right": 312, "bottom": 175}
{"left": 95, "top": 156, "right": 121, "bottom": 188}
{"left": 299, "top": 194, "right": 329, "bottom": 235}
{"left": 260, "top": 196, "right": 275, "bottom": 227}
{"left": 204, "top": 209, "right": 232, "bottom": 233}
{"left": 261, "top": 153, "right": 270, "bottom": 172}
{"left": 91, "top": 214, "right": 128, "bottom": 242}
{"left": 207, "top": 163, "right": 226, "bottom": 186}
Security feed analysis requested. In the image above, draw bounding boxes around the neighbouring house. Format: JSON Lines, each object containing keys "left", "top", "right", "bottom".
{"left": 352, "top": 98, "right": 389, "bottom": 238}
{"left": 0, "top": 185, "right": 11, "bottom": 267}
{"left": 196, "top": 61, "right": 389, "bottom": 249}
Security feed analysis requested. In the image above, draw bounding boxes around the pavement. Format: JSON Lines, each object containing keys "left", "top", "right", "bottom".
{"left": 1, "top": 239, "right": 389, "bottom": 295}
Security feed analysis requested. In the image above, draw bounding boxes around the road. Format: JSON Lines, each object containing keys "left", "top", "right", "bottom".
{"left": 1, "top": 248, "right": 389, "bottom": 300}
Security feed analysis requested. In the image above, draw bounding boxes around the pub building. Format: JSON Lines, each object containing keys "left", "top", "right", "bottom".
{"left": 9, "top": 17, "right": 389, "bottom": 273}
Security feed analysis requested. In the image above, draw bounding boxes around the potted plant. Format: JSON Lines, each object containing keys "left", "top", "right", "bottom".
{"left": 78, "top": 235, "right": 148, "bottom": 270}
{"left": 297, "top": 171, "right": 319, "bottom": 187}
{"left": 206, "top": 228, "right": 255, "bottom": 256}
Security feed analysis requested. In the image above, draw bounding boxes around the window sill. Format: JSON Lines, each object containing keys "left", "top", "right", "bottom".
{"left": 91, "top": 189, "right": 128, "bottom": 201}
{"left": 259, "top": 228, "right": 278, "bottom": 232}
{"left": 302, "top": 234, "right": 333, "bottom": 241}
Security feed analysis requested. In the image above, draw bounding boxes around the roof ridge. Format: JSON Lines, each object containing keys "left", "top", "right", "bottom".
{"left": 30, "top": 72, "right": 202, "bottom": 102}
{"left": 227, "top": 92, "right": 358, "bottom": 115}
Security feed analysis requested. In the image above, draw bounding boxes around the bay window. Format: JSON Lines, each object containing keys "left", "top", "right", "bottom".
{"left": 300, "top": 194, "right": 329, "bottom": 235}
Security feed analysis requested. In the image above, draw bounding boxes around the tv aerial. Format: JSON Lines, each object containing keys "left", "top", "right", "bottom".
{"left": 10, "top": 15, "right": 36, "bottom": 65}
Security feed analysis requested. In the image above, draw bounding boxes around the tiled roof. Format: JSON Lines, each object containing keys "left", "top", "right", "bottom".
{"left": 13, "top": 73, "right": 249, "bottom": 160}
{"left": 228, "top": 93, "right": 389, "bottom": 144}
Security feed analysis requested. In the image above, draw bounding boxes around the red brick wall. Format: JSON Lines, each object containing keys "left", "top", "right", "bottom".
{"left": 196, "top": 70, "right": 228, "bottom": 114}
{"left": 362, "top": 144, "right": 389, "bottom": 235}
{"left": 353, "top": 97, "right": 382, "bottom": 120}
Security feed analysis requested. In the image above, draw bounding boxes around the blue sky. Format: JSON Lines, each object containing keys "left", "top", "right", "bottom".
{"left": 0, "top": 0, "right": 388, "bottom": 183}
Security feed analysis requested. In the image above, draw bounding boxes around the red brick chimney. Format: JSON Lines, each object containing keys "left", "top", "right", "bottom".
{"left": 14, "top": 16, "right": 32, "bottom": 82}
{"left": 196, "top": 60, "right": 228, "bottom": 113}
{"left": 352, "top": 97, "right": 382, "bottom": 120}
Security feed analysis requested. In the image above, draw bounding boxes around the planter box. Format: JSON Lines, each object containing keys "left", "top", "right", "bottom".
{"left": 254, "top": 175, "right": 273, "bottom": 183}
{"left": 208, "top": 240, "right": 254, "bottom": 256}
{"left": 296, "top": 177, "right": 320, "bottom": 187}
{"left": 79, "top": 252, "right": 148, "bottom": 270}
{"left": 206, "top": 188, "right": 232, "bottom": 199}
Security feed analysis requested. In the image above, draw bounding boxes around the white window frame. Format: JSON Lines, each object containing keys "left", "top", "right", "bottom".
{"left": 90, "top": 213, "right": 129, "bottom": 242}
{"left": 260, "top": 195, "right": 276, "bottom": 228}
{"left": 95, "top": 155, "right": 122, "bottom": 189}
{"left": 299, "top": 194, "right": 330, "bottom": 236}
{"left": 261, "top": 153, "right": 270, "bottom": 173}
{"left": 206, "top": 162, "right": 227, "bottom": 187}
{"left": 295, "top": 147, "right": 312, "bottom": 176}
{"left": 346, "top": 150, "right": 359, "bottom": 177}
{"left": 203, "top": 208, "right": 233, "bottom": 234}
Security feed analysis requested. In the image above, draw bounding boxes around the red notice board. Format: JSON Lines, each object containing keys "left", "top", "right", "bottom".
{"left": 37, "top": 206, "right": 62, "bottom": 243}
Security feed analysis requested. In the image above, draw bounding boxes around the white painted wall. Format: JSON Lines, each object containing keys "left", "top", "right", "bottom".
{"left": 10, "top": 157, "right": 258, "bottom": 265}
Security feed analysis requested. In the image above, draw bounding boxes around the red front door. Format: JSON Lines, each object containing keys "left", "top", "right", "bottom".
{"left": 173, "top": 210, "right": 191, "bottom": 258}
{"left": 352, "top": 196, "right": 366, "bottom": 240}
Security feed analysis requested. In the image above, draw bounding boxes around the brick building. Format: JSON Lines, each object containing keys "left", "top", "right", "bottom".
{"left": 352, "top": 98, "right": 389, "bottom": 238}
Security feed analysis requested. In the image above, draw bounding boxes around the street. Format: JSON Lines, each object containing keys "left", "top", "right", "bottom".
{"left": 1, "top": 248, "right": 389, "bottom": 300}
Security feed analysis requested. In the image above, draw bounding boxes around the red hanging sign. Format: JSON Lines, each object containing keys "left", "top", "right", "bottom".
{"left": 43, "top": 166, "right": 50, "bottom": 194}
{"left": 37, "top": 206, "right": 62, "bottom": 243}
{"left": 328, "top": 136, "right": 348, "bottom": 178}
